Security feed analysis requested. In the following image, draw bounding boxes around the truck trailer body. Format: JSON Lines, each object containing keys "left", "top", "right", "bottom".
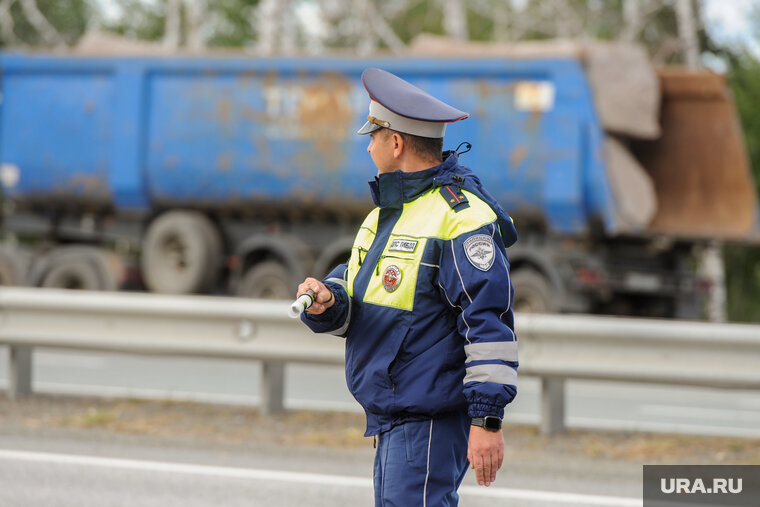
{"left": 0, "top": 50, "right": 756, "bottom": 318}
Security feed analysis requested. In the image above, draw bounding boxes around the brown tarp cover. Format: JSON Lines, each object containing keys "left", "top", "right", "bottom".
{"left": 632, "top": 70, "right": 757, "bottom": 240}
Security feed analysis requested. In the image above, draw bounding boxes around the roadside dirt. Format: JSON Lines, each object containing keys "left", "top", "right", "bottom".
{"left": 1, "top": 394, "right": 758, "bottom": 466}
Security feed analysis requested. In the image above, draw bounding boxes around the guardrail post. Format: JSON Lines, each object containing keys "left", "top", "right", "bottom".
{"left": 540, "top": 377, "right": 565, "bottom": 436}
{"left": 8, "top": 345, "right": 33, "bottom": 400}
{"left": 260, "top": 360, "right": 285, "bottom": 415}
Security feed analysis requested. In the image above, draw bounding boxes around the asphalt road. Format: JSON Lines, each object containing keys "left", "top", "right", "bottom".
{"left": 1, "top": 347, "right": 758, "bottom": 438}
{"left": 0, "top": 431, "right": 642, "bottom": 507}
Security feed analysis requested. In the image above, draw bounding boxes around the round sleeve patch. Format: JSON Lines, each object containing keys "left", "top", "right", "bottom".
{"left": 463, "top": 234, "right": 495, "bottom": 271}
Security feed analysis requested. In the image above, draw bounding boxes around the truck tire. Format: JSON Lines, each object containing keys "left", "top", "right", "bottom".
{"left": 141, "top": 211, "right": 222, "bottom": 294}
{"left": 41, "top": 258, "right": 103, "bottom": 290}
{"left": 236, "top": 261, "right": 294, "bottom": 300}
{"left": 312, "top": 236, "right": 355, "bottom": 279}
{"left": 37, "top": 247, "right": 121, "bottom": 291}
{"left": 511, "top": 268, "right": 558, "bottom": 314}
{"left": 194, "top": 214, "right": 224, "bottom": 289}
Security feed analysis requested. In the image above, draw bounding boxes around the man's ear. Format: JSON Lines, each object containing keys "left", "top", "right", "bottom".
{"left": 391, "top": 132, "right": 405, "bottom": 159}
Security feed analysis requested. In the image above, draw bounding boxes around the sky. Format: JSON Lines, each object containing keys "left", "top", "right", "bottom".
{"left": 703, "top": 0, "right": 759, "bottom": 58}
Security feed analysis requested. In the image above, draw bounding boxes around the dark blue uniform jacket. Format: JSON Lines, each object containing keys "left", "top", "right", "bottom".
{"left": 303, "top": 153, "right": 518, "bottom": 436}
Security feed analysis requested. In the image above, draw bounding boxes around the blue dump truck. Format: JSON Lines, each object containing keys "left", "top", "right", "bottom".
{"left": 0, "top": 42, "right": 757, "bottom": 318}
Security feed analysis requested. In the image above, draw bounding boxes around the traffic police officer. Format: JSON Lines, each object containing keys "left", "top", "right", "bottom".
{"left": 297, "top": 68, "right": 518, "bottom": 506}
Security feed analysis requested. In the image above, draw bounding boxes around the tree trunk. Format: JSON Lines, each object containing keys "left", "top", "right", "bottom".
{"left": 281, "top": 0, "right": 297, "bottom": 54}
{"left": 256, "top": 0, "right": 292, "bottom": 55}
{"left": 256, "top": 0, "right": 275, "bottom": 54}
{"left": 553, "top": 0, "right": 582, "bottom": 38}
{"left": 355, "top": 0, "right": 376, "bottom": 55}
{"left": 621, "top": 0, "right": 642, "bottom": 42}
{"left": 443, "top": 0, "right": 468, "bottom": 41}
{"left": 163, "top": 0, "right": 182, "bottom": 50}
{"left": 365, "top": 0, "right": 405, "bottom": 53}
{"left": 492, "top": 1, "right": 509, "bottom": 43}
{"left": 699, "top": 241, "right": 727, "bottom": 322}
{"left": 675, "top": 0, "right": 699, "bottom": 68}
{"left": 508, "top": 0, "right": 530, "bottom": 40}
{"left": 185, "top": 0, "right": 206, "bottom": 51}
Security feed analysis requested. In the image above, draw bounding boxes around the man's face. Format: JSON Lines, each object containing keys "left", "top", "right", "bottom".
{"left": 367, "top": 129, "right": 397, "bottom": 175}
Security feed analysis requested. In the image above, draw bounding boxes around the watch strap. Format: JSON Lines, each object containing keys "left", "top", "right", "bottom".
{"left": 471, "top": 416, "right": 502, "bottom": 431}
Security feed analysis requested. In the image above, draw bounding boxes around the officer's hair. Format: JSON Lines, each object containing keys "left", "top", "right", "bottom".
{"left": 386, "top": 129, "right": 443, "bottom": 163}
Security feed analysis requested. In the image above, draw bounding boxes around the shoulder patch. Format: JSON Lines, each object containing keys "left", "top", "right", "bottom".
{"left": 439, "top": 185, "right": 470, "bottom": 212}
{"left": 463, "top": 234, "right": 495, "bottom": 271}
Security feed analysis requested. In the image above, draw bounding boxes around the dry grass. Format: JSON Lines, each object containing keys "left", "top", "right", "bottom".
{"left": 1, "top": 394, "right": 758, "bottom": 464}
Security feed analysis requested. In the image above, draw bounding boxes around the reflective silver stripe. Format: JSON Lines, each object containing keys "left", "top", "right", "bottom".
{"left": 326, "top": 277, "right": 351, "bottom": 336}
{"left": 465, "top": 341, "right": 518, "bottom": 363}
{"left": 498, "top": 248, "right": 512, "bottom": 322}
{"left": 450, "top": 240, "right": 473, "bottom": 304}
{"left": 327, "top": 277, "right": 346, "bottom": 286}
{"left": 494, "top": 222, "right": 514, "bottom": 322}
{"left": 464, "top": 363, "right": 518, "bottom": 385}
{"left": 438, "top": 282, "right": 471, "bottom": 344}
{"left": 423, "top": 419, "right": 433, "bottom": 507}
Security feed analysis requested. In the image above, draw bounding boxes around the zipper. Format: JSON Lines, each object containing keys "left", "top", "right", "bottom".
{"left": 357, "top": 247, "right": 368, "bottom": 266}
{"left": 352, "top": 207, "right": 403, "bottom": 301}
{"left": 375, "top": 254, "right": 411, "bottom": 276}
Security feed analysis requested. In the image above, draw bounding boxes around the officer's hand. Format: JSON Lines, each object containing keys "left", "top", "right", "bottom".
{"left": 467, "top": 425, "right": 504, "bottom": 487}
{"left": 296, "top": 278, "right": 335, "bottom": 315}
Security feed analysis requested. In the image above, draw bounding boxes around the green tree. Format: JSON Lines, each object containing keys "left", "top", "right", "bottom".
{"left": 206, "top": 0, "right": 258, "bottom": 48}
{"left": 102, "top": 0, "right": 164, "bottom": 42}
{"left": 723, "top": 50, "right": 760, "bottom": 322}
{"left": 98, "top": 0, "right": 260, "bottom": 49}
{"left": 703, "top": 1, "right": 760, "bottom": 323}
{"left": 725, "top": 56, "right": 760, "bottom": 199}
{"left": 0, "top": 0, "right": 90, "bottom": 47}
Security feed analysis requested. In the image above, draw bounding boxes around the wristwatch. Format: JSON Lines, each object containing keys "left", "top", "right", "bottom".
{"left": 471, "top": 416, "right": 502, "bottom": 432}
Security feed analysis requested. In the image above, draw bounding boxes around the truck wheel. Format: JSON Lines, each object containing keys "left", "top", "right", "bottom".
{"left": 236, "top": 261, "right": 294, "bottom": 300}
{"left": 41, "top": 258, "right": 102, "bottom": 290}
{"left": 37, "top": 247, "right": 121, "bottom": 291}
{"left": 312, "top": 236, "right": 355, "bottom": 279}
{"left": 512, "top": 268, "right": 558, "bottom": 314}
{"left": 141, "top": 211, "right": 222, "bottom": 294}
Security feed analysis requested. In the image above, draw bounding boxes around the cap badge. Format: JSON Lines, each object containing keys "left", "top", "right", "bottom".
{"left": 367, "top": 115, "right": 390, "bottom": 128}
{"left": 464, "top": 235, "right": 495, "bottom": 271}
{"left": 383, "top": 265, "right": 403, "bottom": 292}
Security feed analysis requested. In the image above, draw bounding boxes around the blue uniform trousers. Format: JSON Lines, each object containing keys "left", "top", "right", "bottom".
{"left": 373, "top": 411, "right": 470, "bottom": 506}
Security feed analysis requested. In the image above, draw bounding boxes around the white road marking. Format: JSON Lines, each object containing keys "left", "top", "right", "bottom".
{"left": 458, "top": 485, "right": 642, "bottom": 505}
{"left": 0, "top": 449, "right": 641, "bottom": 506}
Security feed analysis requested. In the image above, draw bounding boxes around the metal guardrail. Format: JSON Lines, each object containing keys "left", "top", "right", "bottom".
{"left": 1, "top": 287, "right": 760, "bottom": 435}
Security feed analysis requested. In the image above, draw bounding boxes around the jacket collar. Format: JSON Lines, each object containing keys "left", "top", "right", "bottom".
{"left": 368, "top": 153, "right": 463, "bottom": 209}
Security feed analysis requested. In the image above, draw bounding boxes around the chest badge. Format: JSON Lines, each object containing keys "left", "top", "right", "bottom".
{"left": 383, "top": 265, "right": 403, "bottom": 292}
{"left": 464, "top": 234, "right": 495, "bottom": 271}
